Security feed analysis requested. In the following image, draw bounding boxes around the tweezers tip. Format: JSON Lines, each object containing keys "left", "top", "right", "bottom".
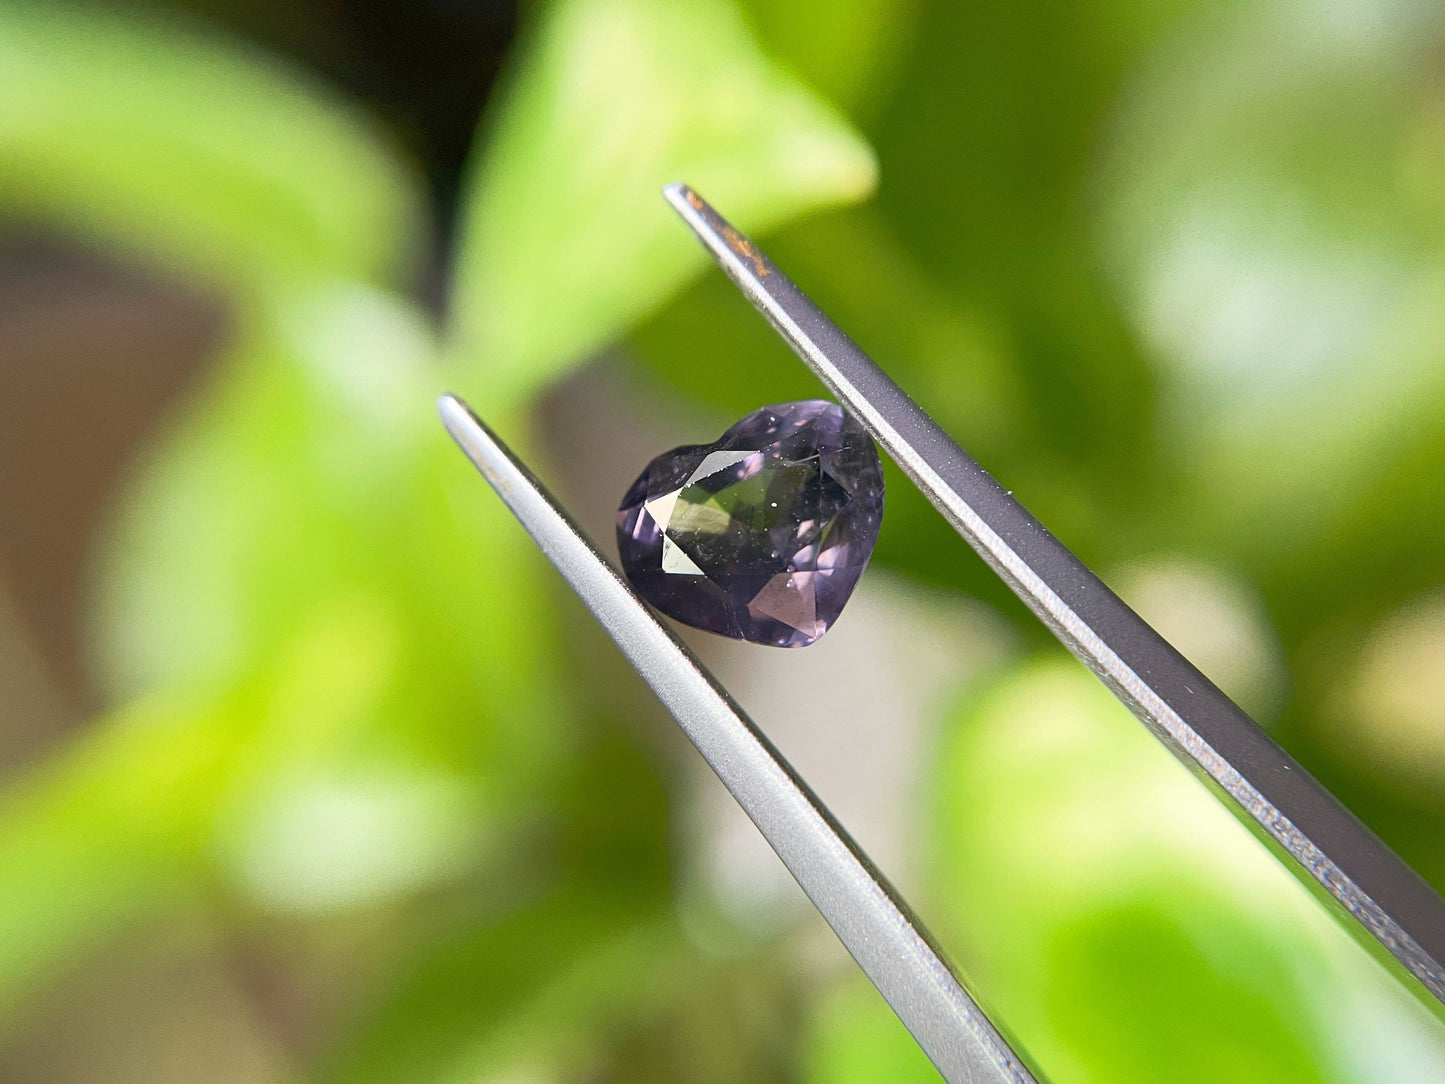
{"left": 661, "top": 181, "right": 711, "bottom": 221}
{"left": 438, "top": 393, "right": 487, "bottom": 452}
{"left": 437, "top": 391, "right": 466, "bottom": 424}
{"left": 661, "top": 183, "right": 767, "bottom": 284}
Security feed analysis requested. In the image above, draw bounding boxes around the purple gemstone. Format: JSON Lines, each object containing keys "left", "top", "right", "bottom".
{"left": 616, "top": 400, "right": 884, "bottom": 647}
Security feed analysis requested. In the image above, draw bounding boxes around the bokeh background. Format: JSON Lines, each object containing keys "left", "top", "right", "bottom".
{"left": 3, "top": 0, "right": 1445, "bottom": 1080}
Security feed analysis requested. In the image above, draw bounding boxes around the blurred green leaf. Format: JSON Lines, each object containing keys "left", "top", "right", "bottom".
{"left": 0, "top": 2, "right": 423, "bottom": 290}
{"left": 736, "top": 0, "right": 922, "bottom": 118}
{"left": 322, "top": 888, "right": 676, "bottom": 1084}
{"left": 801, "top": 977, "right": 939, "bottom": 1084}
{"left": 320, "top": 722, "right": 812, "bottom": 1084}
{"left": 863, "top": 1, "right": 1168, "bottom": 487}
{"left": 90, "top": 281, "right": 574, "bottom": 823}
{"left": 1097, "top": 0, "right": 1445, "bottom": 634}
{"left": 321, "top": 728, "right": 677, "bottom": 1084}
{"left": 0, "top": 286, "right": 576, "bottom": 1015}
{"left": 0, "top": 688, "right": 226, "bottom": 1016}
{"left": 930, "top": 657, "right": 1445, "bottom": 1082}
{"left": 447, "top": 0, "right": 878, "bottom": 411}
{"left": 0, "top": 558, "right": 560, "bottom": 1012}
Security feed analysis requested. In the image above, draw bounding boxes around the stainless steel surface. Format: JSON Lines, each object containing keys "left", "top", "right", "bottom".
{"left": 661, "top": 182, "right": 1445, "bottom": 1011}
{"left": 438, "top": 395, "right": 1038, "bottom": 1084}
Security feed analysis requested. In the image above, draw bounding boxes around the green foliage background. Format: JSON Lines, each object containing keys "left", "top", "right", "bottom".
{"left": 3, "top": 0, "right": 1445, "bottom": 1080}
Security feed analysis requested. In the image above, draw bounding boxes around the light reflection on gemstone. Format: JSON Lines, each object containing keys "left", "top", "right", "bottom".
{"left": 616, "top": 400, "right": 884, "bottom": 647}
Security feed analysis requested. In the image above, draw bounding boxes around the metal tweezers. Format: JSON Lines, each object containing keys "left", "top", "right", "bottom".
{"left": 440, "top": 184, "right": 1445, "bottom": 1082}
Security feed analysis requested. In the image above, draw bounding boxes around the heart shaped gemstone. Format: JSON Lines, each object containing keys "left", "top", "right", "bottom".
{"left": 616, "top": 400, "right": 884, "bottom": 647}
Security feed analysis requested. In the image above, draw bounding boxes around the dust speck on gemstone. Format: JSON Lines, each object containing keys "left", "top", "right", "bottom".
{"left": 616, "top": 400, "right": 884, "bottom": 647}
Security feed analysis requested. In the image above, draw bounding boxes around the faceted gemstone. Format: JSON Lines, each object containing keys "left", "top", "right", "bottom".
{"left": 616, "top": 400, "right": 884, "bottom": 647}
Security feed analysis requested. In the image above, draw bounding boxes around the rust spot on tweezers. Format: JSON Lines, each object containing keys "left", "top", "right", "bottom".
{"left": 722, "top": 225, "right": 769, "bottom": 278}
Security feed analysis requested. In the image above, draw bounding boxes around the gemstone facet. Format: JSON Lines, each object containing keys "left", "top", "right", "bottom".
{"left": 616, "top": 400, "right": 884, "bottom": 647}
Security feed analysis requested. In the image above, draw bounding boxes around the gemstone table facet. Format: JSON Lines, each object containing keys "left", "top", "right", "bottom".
{"left": 616, "top": 400, "right": 884, "bottom": 647}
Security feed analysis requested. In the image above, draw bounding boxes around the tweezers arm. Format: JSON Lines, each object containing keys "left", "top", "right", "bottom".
{"left": 661, "top": 183, "right": 1445, "bottom": 1012}
{"left": 438, "top": 395, "right": 1038, "bottom": 1084}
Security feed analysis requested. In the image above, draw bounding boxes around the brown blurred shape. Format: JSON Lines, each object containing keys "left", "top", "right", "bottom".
{"left": 0, "top": 232, "right": 225, "bottom": 765}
